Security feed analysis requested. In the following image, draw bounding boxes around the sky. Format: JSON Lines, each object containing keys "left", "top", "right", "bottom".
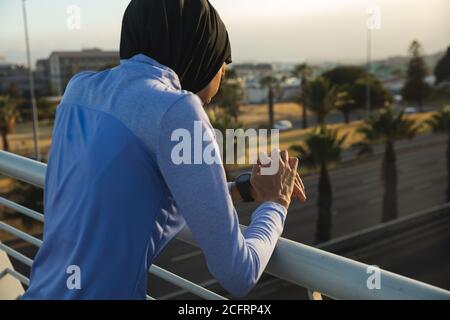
{"left": 0, "top": 0, "right": 449, "bottom": 66}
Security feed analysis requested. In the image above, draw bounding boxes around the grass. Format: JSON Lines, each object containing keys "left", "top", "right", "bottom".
{"left": 239, "top": 102, "right": 303, "bottom": 128}
{"left": 239, "top": 103, "right": 435, "bottom": 154}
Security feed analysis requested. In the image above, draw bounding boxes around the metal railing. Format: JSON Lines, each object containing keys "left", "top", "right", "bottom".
{"left": 1, "top": 150, "right": 450, "bottom": 300}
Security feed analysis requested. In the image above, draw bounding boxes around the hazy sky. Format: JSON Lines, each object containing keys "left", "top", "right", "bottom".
{"left": 0, "top": 0, "right": 449, "bottom": 66}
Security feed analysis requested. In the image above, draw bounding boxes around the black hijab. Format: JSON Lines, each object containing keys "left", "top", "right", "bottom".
{"left": 120, "top": 0, "right": 232, "bottom": 93}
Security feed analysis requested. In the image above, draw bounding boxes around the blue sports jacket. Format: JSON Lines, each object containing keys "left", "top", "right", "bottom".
{"left": 23, "top": 54, "right": 287, "bottom": 299}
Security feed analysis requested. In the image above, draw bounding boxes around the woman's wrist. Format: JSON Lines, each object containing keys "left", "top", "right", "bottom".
{"left": 261, "top": 196, "right": 290, "bottom": 210}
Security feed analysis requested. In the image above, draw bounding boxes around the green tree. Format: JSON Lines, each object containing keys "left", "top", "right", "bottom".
{"left": 356, "top": 108, "right": 418, "bottom": 222}
{"left": 426, "top": 107, "right": 450, "bottom": 201}
{"left": 322, "top": 66, "right": 367, "bottom": 86}
{"left": 292, "top": 126, "right": 346, "bottom": 243}
{"left": 352, "top": 77, "right": 391, "bottom": 111}
{"left": 335, "top": 85, "right": 356, "bottom": 124}
{"left": 302, "top": 77, "right": 336, "bottom": 125}
{"left": 434, "top": 47, "right": 450, "bottom": 85}
{"left": 323, "top": 66, "right": 391, "bottom": 116}
{"left": 207, "top": 107, "right": 243, "bottom": 179}
{"left": 402, "top": 40, "right": 430, "bottom": 111}
{"left": 37, "top": 98, "right": 59, "bottom": 123}
{"left": 293, "top": 63, "right": 313, "bottom": 129}
{"left": 260, "top": 75, "right": 279, "bottom": 129}
{"left": 0, "top": 96, "right": 21, "bottom": 151}
{"left": 213, "top": 70, "right": 244, "bottom": 121}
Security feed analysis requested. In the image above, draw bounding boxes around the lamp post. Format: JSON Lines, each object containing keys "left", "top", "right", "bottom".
{"left": 21, "top": 0, "right": 41, "bottom": 161}
{"left": 366, "top": 27, "right": 372, "bottom": 115}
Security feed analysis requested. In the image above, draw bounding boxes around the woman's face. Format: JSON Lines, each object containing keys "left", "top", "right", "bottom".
{"left": 196, "top": 63, "right": 227, "bottom": 106}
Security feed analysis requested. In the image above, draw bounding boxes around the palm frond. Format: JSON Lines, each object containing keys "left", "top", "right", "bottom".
{"left": 426, "top": 107, "right": 450, "bottom": 134}
{"left": 292, "top": 126, "right": 346, "bottom": 168}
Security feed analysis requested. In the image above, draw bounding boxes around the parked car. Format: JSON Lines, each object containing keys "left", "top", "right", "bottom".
{"left": 404, "top": 107, "right": 418, "bottom": 114}
{"left": 274, "top": 120, "right": 293, "bottom": 131}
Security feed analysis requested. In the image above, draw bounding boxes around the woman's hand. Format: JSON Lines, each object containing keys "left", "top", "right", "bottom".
{"left": 250, "top": 150, "right": 306, "bottom": 210}
{"left": 289, "top": 157, "right": 307, "bottom": 203}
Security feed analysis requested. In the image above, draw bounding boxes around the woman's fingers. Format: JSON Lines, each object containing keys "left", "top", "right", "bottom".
{"left": 293, "top": 179, "right": 307, "bottom": 203}
{"left": 287, "top": 157, "right": 306, "bottom": 202}
{"left": 289, "top": 158, "right": 306, "bottom": 203}
{"left": 297, "top": 172, "right": 305, "bottom": 190}
{"left": 280, "top": 150, "right": 289, "bottom": 164}
{"left": 293, "top": 181, "right": 302, "bottom": 198}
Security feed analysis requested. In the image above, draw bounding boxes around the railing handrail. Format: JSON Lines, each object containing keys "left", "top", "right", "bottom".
{"left": 1, "top": 150, "right": 450, "bottom": 300}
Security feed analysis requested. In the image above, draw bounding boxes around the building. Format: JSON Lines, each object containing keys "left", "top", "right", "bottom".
{"left": 48, "top": 49, "right": 119, "bottom": 95}
{"left": 233, "top": 63, "right": 273, "bottom": 80}
{"left": 0, "top": 62, "right": 47, "bottom": 97}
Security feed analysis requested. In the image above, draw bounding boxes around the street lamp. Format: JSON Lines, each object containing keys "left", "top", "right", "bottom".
{"left": 366, "top": 27, "right": 372, "bottom": 115}
{"left": 21, "top": 0, "right": 41, "bottom": 161}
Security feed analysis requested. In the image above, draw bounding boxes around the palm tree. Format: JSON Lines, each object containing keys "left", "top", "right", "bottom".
{"left": 335, "top": 86, "right": 356, "bottom": 124}
{"left": 260, "top": 75, "right": 279, "bottom": 129}
{"left": 302, "top": 77, "right": 337, "bottom": 125}
{"left": 0, "top": 96, "right": 21, "bottom": 152}
{"left": 293, "top": 63, "right": 313, "bottom": 129}
{"left": 207, "top": 108, "right": 242, "bottom": 179}
{"left": 356, "top": 108, "right": 418, "bottom": 222}
{"left": 292, "top": 126, "right": 346, "bottom": 244}
{"left": 426, "top": 107, "right": 450, "bottom": 201}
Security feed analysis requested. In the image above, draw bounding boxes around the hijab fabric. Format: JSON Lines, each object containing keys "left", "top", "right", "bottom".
{"left": 120, "top": 0, "right": 232, "bottom": 93}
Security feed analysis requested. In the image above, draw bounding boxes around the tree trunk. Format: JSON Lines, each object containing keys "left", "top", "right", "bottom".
{"left": 315, "top": 162, "right": 333, "bottom": 244}
{"left": 317, "top": 114, "right": 325, "bottom": 126}
{"left": 343, "top": 110, "right": 350, "bottom": 124}
{"left": 382, "top": 140, "right": 398, "bottom": 222}
{"left": 1, "top": 128, "right": 9, "bottom": 151}
{"left": 268, "top": 87, "right": 274, "bottom": 129}
{"left": 232, "top": 104, "right": 239, "bottom": 122}
{"left": 418, "top": 98, "right": 424, "bottom": 113}
{"left": 301, "top": 76, "right": 308, "bottom": 129}
{"left": 446, "top": 133, "right": 450, "bottom": 202}
{"left": 302, "top": 104, "right": 308, "bottom": 129}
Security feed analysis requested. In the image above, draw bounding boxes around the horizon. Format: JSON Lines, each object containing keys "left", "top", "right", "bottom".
{"left": 0, "top": 0, "right": 449, "bottom": 66}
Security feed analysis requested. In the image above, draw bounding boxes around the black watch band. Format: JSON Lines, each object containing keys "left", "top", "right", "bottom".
{"left": 235, "top": 172, "right": 254, "bottom": 203}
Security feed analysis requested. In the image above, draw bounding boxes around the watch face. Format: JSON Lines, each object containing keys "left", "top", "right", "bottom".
{"left": 237, "top": 173, "right": 251, "bottom": 183}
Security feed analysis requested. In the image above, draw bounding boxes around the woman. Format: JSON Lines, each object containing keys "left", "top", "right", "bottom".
{"left": 23, "top": 0, "right": 306, "bottom": 300}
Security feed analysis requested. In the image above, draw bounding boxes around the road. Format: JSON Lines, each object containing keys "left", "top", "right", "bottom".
{"left": 4, "top": 133, "right": 449, "bottom": 299}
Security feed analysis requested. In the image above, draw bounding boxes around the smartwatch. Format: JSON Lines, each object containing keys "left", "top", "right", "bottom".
{"left": 235, "top": 172, "right": 254, "bottom": 203}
